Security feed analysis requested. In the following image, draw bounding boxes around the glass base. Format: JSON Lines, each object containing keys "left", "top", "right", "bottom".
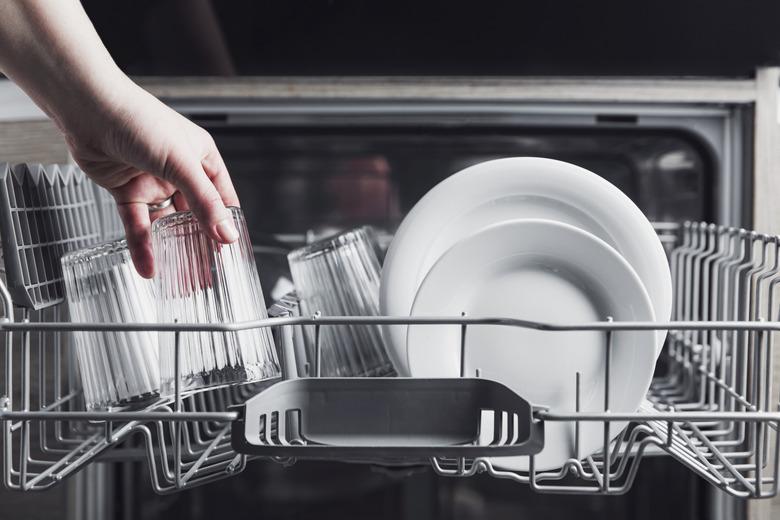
{"left": 87, "top": 390, "right": 162, "bottom": 412}
{"left": 160, "top": 360, "right": 281, "bottom": 397}
{"left": 315, "top": 362, "right": 397, "bottom": 378}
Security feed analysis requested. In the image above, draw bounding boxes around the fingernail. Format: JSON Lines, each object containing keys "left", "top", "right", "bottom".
{"left": 215, "top": 218, "right": 239, "bottom": 243}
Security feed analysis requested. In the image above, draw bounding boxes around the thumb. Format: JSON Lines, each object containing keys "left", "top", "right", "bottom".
{"left": 163, "top": 155, "right": 238, "bottom": 243}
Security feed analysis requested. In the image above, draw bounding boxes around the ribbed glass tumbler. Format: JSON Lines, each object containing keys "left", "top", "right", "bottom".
{"left": 61, "top": 239, "right": 160, "bottom": 410}
{"left": 152, "top": 207, "right": 280, "bottom": 395}
{"left": 288, "top": 226, "right": 395, "bottom": 377}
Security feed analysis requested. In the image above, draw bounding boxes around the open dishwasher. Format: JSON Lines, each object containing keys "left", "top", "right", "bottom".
{"left": 0, "top": 159, "right": 778, "bottom": 512}
{"left": 1, "top": 73, "right": 775, "bottom": 518}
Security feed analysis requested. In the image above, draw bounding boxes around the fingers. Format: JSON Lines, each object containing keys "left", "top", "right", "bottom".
{"left": 148, "top": 200, "right": 177, "bottom": 223}
{"left": 163, "top": 153, "right": 238, "bottom": 244}
{"left": 172, "top": 190, "right": 190, "bottom": 212}
{"left": 202, "top": 148, "right": 240, "bottom": 208}
{"left": 117, "top": 202, "right": 155, "bottom": 278}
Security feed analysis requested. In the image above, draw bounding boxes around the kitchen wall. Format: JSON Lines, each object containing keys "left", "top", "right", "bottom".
{"left": 0, "top": 82, "right": 69, "bottom": 164}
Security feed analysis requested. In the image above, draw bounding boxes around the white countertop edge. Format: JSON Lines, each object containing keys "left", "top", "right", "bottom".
{"left": 0, "top": 80, "right": 47, "bottom": 122}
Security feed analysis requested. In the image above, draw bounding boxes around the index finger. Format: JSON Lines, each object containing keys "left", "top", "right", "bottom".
{"left": 202, "top": 147, "right": 240, "bottom": 208}
{"left": 117, "top": 202, "right": 155, "bottom": 278}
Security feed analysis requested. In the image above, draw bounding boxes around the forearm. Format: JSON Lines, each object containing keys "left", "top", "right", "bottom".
{"left": 0, "top": 0, "right": 134, "bottom": 137}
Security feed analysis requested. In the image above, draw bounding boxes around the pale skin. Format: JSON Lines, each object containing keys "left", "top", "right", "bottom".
{"left": 0, "top": 0, "right": 240, "bottom": 278}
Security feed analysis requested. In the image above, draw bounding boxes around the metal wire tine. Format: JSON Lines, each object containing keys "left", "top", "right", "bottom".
{"left": 528, "top": 453, "right": 538, "bottom": 491}
{"left": 602, "top": 316, "right": 613, "bottom": 493}
{"left": 691, "top": 233, "right": 752, "bottom": 420}
{"left": 179, "top": 424, "right": 232, "bottom": 485}
{"left": 601, "top": 424, "right": 650, "bottom": 482}
{"left": 575, "top": 372, "right": 581, "bottom": 460}
{"left": 681, "top": 223, "right": 704, "bottom": 343}
{"left": 720, "top": 231, "right": 745, "bottom": 415}
{"left": 671, "top": 421, "right": 727, "bottom": 485}
{"left": 700, "top": 224, "right": 719, "bottom": 407}
{"left": 313, "top": 311, "right": 322, "bottom": 378}
{"left": 0, "top": 267, "right": 13, "bottom": 322}
{"left": 202, "top": 391, "right": 224, "bottom": 439}
{"left": 2, "top": 288, "right": 13, "bottom": 490}
{"left": 758, "top": 238, "right": 780, "bottom": 408}
{"left": 584, "top": 455, "right": 604, "bottom": 490}
{"left": 677, "top": 223, "right": 714, "bottom": 409}
{"left": 677, "top": 222, "right": 695, "bottom": 324}
{"left": 710, "top": 228, "right": 736, "bottom": 366}
{"left": 690, "top": 224, "right": 715, "bottom": 350}
{"left": 751, "top": 323, "right": 765, "bottom": 468}
{"left": 689, "top": 422, "right": 756, "bottom": 493}
{"left": 36, "top": 310, "right": 45, "bottom": 411}
{"left": 772, "top": 410, "right": 780, "bottom": 497}
{"left": 173, "top": 322, "right": 182, "bottom": 488}
{"left": 135, "top": 425, "right": 167, "bottom": 491}
{"left": 460, "top": 311, "right": 467, "bottom": 378}
{"left": 701, "top": 225, "right": 727, "bottom": 386}
{"left": 19, "top": 309, "right": 31, "bottom": 489}
{"left": 729, "top": 234, "right": 756, "bottom": 447}
{"left": 151, "top": 417, "right": 175, "bottom": 483}
{"left": 754, "top": 397, "right": 764, "bottom": 497}
{"left": 671, "top": 221, "right": 692, "bottom": 321}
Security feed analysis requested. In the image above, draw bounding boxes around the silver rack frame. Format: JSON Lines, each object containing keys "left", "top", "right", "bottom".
{"left": 2, "top": 222, "right": 780, "bottom": 498}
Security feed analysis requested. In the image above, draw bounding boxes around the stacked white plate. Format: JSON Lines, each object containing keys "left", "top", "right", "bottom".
{"left": 379, "top": 157, "right": 671, "bottom": 471}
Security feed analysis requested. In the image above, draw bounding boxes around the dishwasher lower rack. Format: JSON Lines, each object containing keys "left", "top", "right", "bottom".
{"left": 1, "top": 312, "right": 780, "bottom": 499}
{"left": 2, "top": 221, "right": 780, "bottom": 499}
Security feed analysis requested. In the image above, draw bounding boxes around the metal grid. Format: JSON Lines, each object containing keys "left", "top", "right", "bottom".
{"left": 0, "top": 163, "right": 101, "bottom": 310}
{"left": 1, "top": 222, "right": 780, "bottom": 498}
{"left": 0, "top": 300, "right": 265, "bottom": 492}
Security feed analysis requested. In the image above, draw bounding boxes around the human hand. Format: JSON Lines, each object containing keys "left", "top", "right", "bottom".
{"left": 63, "top": 80, "right": 239, "bottom": 278}
{"left": 0, "top": 1, "right": 240, "bottom": 278}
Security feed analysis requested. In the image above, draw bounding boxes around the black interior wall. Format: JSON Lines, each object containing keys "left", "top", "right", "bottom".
{"left": 84, "top": 0, "right": 780, "bottom": 77}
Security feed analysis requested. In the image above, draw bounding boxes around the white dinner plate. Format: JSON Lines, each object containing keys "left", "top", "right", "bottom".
{"left": 406, "top": 219, "right": 657, "bottom": 471}
{"left": 380, "top": 157, "right": 670, "bottom": 375}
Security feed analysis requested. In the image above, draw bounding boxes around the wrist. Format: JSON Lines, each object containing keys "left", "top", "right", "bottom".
{"left": 51, "top": 65, "right": 138, "bottom": 143}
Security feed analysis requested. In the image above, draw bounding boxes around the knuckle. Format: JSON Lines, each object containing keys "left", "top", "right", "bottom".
{"left": 188, "top": 185, "right": 225, "bottom": 218}
{"left": 159, "top": 155, "right": 177, "bottom": 183}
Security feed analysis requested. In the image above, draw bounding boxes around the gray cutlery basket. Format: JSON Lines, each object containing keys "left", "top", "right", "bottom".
{"left": 231, "top": 377, "right": 544, "bottom": 460}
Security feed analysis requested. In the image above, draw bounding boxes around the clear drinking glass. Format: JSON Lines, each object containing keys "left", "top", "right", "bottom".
{"left": 288, "top": 226, "right": 395, "bottom": 377}
{"left": 61, "top": 239, "right": 159, "bottom": 410}
{"left": 152, "top": 207, "right": 280, "bottom": 395}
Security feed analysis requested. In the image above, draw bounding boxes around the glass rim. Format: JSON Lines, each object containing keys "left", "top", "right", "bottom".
{"left": 287, "top": 226, "right": 376, "bottom": 263}
{"left": 151, "top": 206, "right": 243, "bottom": 232}
{"left": 61, "top": 238, "right": 129, "bottom": 266}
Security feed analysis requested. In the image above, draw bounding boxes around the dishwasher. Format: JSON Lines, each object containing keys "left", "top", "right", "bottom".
{"left": 1, "top": 74, "right": 778, "bottom": 520}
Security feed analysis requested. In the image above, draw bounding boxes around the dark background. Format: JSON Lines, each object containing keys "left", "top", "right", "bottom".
{"left": 83, "top": 0, "right": 780, "bottom": 77}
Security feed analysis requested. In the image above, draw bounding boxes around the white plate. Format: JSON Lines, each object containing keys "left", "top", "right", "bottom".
{"left": 380, "top": 157, "right": 670, "bottom": 374}
{"left": 406, "top": 219, "right": 657, "bottom": 471}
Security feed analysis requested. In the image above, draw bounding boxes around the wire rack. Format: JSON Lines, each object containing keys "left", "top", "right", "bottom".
{"left": 0, "top": 163, "right": 102, "bottom": 310}
{"left": 2, "top": 221, "right": 780, "bottom": 498}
